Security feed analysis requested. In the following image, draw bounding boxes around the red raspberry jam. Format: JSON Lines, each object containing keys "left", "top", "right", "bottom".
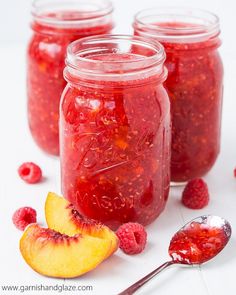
{"left": 134, "top": 8, "right": 224, "bottom": 182}
{"left": 60, "top": 35, "right": 171, "bottom": 229}
{"left": 27, "top": 0, "right": 113, "bottom": 155}
{"left": 169, "top": 216, "right": 231, "bottom": 264}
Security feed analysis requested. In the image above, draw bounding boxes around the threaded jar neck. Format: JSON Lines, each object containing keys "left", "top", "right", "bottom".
{"left": 133, "top": 7, "right": 220, "bottom": 44}
{"left": 64, "top": 34, "right": 167, "bottom": 86}
{"left": 31, "top": 0, "right": 113, "bottom": 31}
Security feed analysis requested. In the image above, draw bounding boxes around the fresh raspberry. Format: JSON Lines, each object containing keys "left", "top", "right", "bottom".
{"left": 12, "top": 207, "right": 37, "bottom": 231}
{"left": 116, "top": 222, "right": 147, "bottom": 255}
{"left": 18, "top": 162, "right": 42, "bottom": 184}
{"left": 234, "top": 168, "right": 236, "bottom": 178}
{"left": 182, "top": 178, "right": 209, "bottom": 209}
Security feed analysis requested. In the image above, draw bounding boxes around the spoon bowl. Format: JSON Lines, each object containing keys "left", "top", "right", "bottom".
{"left": 119, "top": 215, "right": 232, "bottom": 295}
{"left": 169, "top": 215, "right": 232, "bottom": 265}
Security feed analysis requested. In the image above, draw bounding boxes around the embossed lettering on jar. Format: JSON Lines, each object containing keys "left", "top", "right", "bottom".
{"left": 27, "top": 0, "right": 113, "bottom": 155}
{"left": 134, "top": 8, "right": 224, "bottom": 182}
{"left": 60, "top": 35, "right": 171, "bottom": 229}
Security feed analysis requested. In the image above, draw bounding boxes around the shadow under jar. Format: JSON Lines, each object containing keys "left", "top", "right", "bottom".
{"left": 134, "top": 8, "right": 224, "bottom": 183}
{"left": 27, "top": 0, "right": 113, "bottom": 155}
{"left": 60, "top": 35, "right": 171, "bottom": 229}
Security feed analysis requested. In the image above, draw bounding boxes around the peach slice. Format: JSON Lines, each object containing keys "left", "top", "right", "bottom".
{"left": 45, "top": 192, "right": 118, "bottom": 257}
{"left": 20, "top": 224, "right": 111, "bottom": 278}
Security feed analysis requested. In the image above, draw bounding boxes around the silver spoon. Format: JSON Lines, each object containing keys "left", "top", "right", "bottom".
{"left": 118, "top": 215, "right": 232, "bottom": 295}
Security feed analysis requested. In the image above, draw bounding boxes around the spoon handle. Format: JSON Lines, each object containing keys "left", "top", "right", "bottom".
{"left": 118, "top": 260, "right": 174, "bottom": 295}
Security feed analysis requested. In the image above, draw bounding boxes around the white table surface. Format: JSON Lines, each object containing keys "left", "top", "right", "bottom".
{"left": 0, "top": 1, "right": 236, "bottom": 294}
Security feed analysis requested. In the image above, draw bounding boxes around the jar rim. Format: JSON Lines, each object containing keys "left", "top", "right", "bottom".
{"left": 32, "top": 0, "right": 113, "bottom": 27}
{"left": 134, "top": 7, "right": 220, "bottom": 43}
{"left": 65, "top": 34, "right": 166, "bottom": 81}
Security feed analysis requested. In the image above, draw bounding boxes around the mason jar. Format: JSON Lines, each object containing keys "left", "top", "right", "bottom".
{"left": 134, "top": 8, "right": 223, "bottom": 182}
{"left": 60, "top": 35, "right": 171, "bottom": 229}
{"left": 27, "top": 0, "right": 113, "bottom": 155}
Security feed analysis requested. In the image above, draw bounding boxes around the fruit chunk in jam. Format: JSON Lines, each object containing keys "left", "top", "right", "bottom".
{"left": 60, "top": 49, "right": 171, "bottom": 230}
{"left": 169, "top": 221, "right": 228, "bottom": 264}
{"left": 27, "top": 8, "right": 113, "bottom": 155}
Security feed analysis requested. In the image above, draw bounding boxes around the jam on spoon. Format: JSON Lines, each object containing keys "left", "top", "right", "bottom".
{"left": 119, "top": 215, "right": 232, "bottom": 295}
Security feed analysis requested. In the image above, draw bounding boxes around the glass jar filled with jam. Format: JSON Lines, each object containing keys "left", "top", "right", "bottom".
{"left": 27, "top": 0, "right": 113, "bottom": 155}
{"left": 134, "top": 8, "right": 223, "bottom": 182}
{"left": 60, "top": 35, "right": 171, "bottom": 229}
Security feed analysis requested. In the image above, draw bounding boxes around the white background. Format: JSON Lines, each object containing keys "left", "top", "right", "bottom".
{"left": 0, "top": 0, "right": 236, "bottom": 294}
